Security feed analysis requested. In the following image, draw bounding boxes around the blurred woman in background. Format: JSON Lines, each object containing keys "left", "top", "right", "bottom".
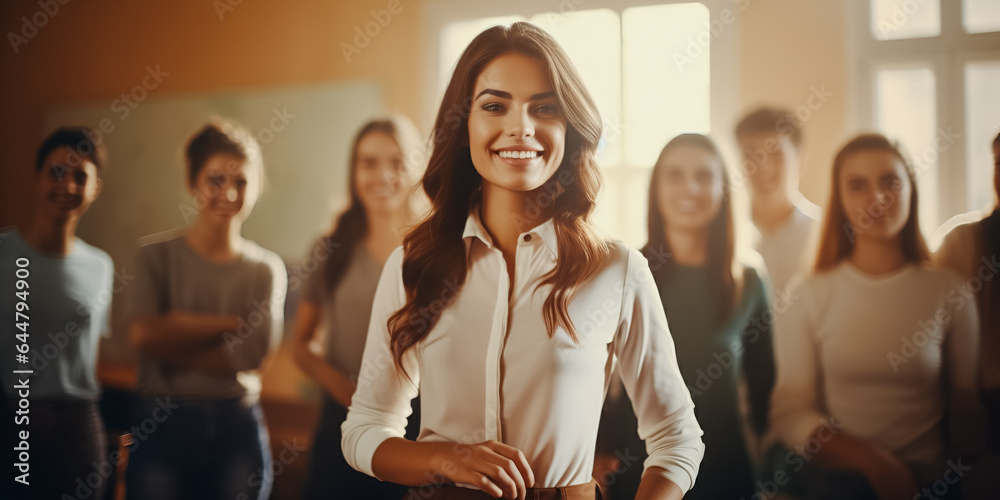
{"left": 770, "top": 133, "right": 983, "bottom": 500}
{"left": 293, "top": 116, "right": 424, "bottom": 499}
{"left": 595, "top": 133, "right": 774, "bottom": 500}
{"left": 126, "top": 119, "right": 287, "bottom": 500}
{"left": 0, "top": 128, "right": 113, "bottom": 500}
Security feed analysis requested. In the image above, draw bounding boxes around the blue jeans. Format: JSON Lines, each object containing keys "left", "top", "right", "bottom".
{"left": 1, "top": 398, "right": 107, "bottom": 500}
{"left": 126, "top": 397, "right": 272, "bottom": 500}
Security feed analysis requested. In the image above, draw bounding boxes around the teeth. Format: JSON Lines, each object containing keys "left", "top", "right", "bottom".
{"left": 497, "top": 150, "right": 539, "bottom": 159}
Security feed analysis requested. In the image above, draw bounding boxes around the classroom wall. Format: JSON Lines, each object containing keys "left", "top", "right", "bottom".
{"left": 0, "top": 0, "right": 852, "bottom": 227}
{"left": 740, "top": 0, "right": 852, "bottom": 207}
{"left": 0, "top": 0, "right": 426, "bottom": 228}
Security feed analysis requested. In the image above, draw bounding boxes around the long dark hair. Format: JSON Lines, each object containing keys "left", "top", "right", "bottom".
{"left": 643, "top": 133, "right": 738, "bottom": 318}
{"left": 324, "top": 117, "right": 422, "bottom": 293}
{"left": 815, "top": 133, "right": 930, "bottom": 271}
{"left": 386, "top": 22, "right": 611, "bottom": 369}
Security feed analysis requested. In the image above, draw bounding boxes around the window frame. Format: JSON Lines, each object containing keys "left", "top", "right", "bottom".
{"left": 849, "top": 0, "right": 1000, "bottom": 230}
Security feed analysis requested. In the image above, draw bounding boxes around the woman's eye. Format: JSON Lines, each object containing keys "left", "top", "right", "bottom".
{"left": 235, "top": 179, "right": 248, "bottom": 188}
{"left": 209, "top": 175, "right": 226, "bottom": 186}
{"left": 481, "top": 103, "right": 504, "bottom": 113}
{"left": 534, "top": 104, "right": 560, "bottom": 115}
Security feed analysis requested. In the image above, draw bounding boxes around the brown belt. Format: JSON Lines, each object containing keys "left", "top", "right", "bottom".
{"left": 413, "top": 478, "right": 602, "bottom": 500}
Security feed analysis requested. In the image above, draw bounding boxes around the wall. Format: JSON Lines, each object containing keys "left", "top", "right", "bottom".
{"left": 740, "top": 0, "right": 852, "bottom": 207}
{"left": 0, "top": 0, "right": 426, "bottom": 227}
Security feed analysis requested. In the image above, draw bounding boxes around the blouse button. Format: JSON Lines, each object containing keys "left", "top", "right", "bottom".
{"left": 523, "top": 234, "right": 532, "bottom": 242}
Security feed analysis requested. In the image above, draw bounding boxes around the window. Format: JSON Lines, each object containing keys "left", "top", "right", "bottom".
{"left": 425, "top": 1, "right": 739, "bottom": 248}
{"left": 963, "top": 0, "right": 1000, "bottom": 34}
{"left": 875, "top": 67, "right": 938, "bottom": 237}
{"left": 854, "top": 1, "right": 1000, "bottom": 243}
{"left": 870, "top": 0, "right": 940, "bottom": 40}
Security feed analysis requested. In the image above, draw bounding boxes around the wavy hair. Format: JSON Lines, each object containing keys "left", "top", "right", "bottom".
{"left": 387, "top": 22, "right": 611, "bottom": 369}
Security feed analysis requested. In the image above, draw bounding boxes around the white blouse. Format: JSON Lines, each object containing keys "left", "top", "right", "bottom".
{"left": 342, "top": 206, "right": 705, "bottom": 490}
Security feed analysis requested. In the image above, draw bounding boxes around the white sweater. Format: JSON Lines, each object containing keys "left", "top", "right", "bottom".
{"left": 771, "top": 261, "right": 983, "bottom": 483}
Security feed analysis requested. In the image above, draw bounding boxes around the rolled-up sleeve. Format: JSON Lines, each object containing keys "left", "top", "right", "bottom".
{"left": 769, "top": 280, "right": 828, "bottom": 450}
{"left": 342, "top": 246, "right": 420, "bottom": 478}
{"left": 613, "top": 248, "right": 705, "bottom": 492}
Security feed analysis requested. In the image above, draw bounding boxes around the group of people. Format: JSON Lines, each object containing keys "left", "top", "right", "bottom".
{"left": 1, "top": 21, "right": 997, "bottom": 500}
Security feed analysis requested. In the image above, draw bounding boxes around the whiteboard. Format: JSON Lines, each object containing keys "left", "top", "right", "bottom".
{"left": 44, "top": 81, "right": 384, "bottom": 264}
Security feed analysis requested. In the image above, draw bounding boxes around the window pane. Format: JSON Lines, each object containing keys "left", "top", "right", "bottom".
{"left": 439, "top": 16, "right": 524, "bottom": 89}
{"left": 622, "top": 3, "right": 711, "bottom": 169}
{"left": 870, "top": 0, "right": 941, "bottom": 40}
{"left": 529, "top": 9, "right": 622, "bottom": 166}
{"left": 965, "top": 61, "right": 1000, "bottom": 211}
{"left": 963, "top": 0, "right": 1000, "bottom": 33}
{"left": 875, "top": 67, "right": 938, "bottom": 237}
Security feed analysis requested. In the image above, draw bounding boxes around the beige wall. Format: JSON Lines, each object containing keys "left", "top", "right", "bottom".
{"left": 740, "top": 0, "right": 852, "bottom": 208}
{"left": 1, "top": 0, "right": 852, "bottom": 226}
{"left": 0, "top": 0, "right": 425, "bottom": 227}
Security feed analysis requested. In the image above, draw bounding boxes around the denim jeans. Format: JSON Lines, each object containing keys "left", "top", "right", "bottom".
{"left": 2, "top": 398, "right": 107, "bottom": 500}
{"left": 126, "top": 397, "right": 272, "bottom": 500}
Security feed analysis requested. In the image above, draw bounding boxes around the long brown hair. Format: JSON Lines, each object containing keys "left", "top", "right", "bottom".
{"left": 815, "top": 133, "right": 930, "bottom": 271}
{"left": 324, "top": 116, "right": 423, "bottom": 293}
{"left": 387, "top": 22, "right": 611, "bottom": 369}
{"left": 644, "top": 133, "right": 738, "bottom": 318}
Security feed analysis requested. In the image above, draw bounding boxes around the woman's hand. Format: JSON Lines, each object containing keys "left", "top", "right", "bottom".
{"left": 372, "top": 438, "right": 535, "bottom": 499}
{"left": 806, "top": 429, "right": 919, "bottom": 500}
{"left": 432, "top": 440, "right": 536, "bottom": 499}
{"left": 859, "top": 446, "right": 920, "bottom": 500}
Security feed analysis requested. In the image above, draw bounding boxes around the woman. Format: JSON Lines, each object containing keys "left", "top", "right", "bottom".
{"left": 342, "top": 23, "right": 704, "bottom": 500}
{"left": 126, "top": 119, "right": 286, "bottom": 500}
{"left": 294, "top": 117, "right": 424, "bottom": 499}
{"left": 595, "top": 134, "right": 775, "bottom": 500}
{"left": 770, "top": 133, "right": 983, "bottom": 500}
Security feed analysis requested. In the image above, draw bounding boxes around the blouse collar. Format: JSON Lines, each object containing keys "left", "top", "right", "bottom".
{"left": 461, "top": 199, "right": 559, "bottom": 260}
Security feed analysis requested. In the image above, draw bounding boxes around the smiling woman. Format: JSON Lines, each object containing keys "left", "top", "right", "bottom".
{"left": 124, "top": 119, "right": 287, "bottom": 500}
{"left": 0, "top": 128, "right": 114, "bottom": 500}
{"left": 342, "top": 22, "right": 704, "bottom": 500}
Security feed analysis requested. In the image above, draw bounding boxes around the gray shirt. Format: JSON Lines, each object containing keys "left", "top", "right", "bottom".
{"left": 301, "top": 239, "right": 383, "bottom": 380}
{"left": 127, "top": 231, "right": 286, "bottom": 402}
{"left": 0, "top": 230, "right": 113, "bottom": 401}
